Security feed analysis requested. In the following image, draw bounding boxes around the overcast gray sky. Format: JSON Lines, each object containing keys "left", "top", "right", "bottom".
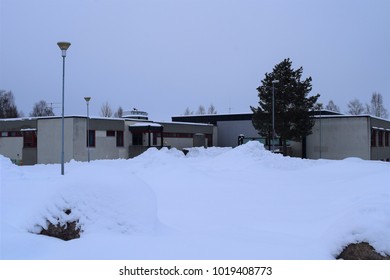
{"left": 1, "top": 0, "right": 389, "bottom": 121}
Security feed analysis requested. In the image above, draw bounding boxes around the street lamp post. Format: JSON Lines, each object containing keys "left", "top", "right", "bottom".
{"left": 318, "top": 103, "right": 323, "bottom": 159}
{"left": 272, "top": 79, "right": 279, "bottom": 153}
{"left": 57, "top": 41, "right": 71, "bottom": 175}
{"left": 84, "top": 97, "right": 91, "bottom": 162}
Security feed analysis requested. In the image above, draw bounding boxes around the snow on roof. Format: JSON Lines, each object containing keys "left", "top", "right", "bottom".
{"left": 159, "top": 120, "right": 214, "bottom": 126}
{"left": 0, "top": 117, "right": 37, "bottom": 121}
{"left": 372, "top": 127, "right": 389, "bottom": 131}
{"left": 172, "top": 112, "right": 253, "bottom": 118}
{"left": 129, "top": 122, "right": 162, "bottom": 127}
{"left": 313, "top": 114, "right": 390, "bottom": 122}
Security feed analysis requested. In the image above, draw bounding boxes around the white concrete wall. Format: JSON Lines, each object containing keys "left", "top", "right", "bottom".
{"left": 72, "top": 118, "right": 87, "bottom": 161}
{"left": 0, "top": 137, "right": 23, "bottom": 161}
{"left": 93, "top": 130, "right": 124, "bottom": 160}
{"left": 212, "top": 126, "right": 218, "bottom": 147}
{"left": 37, "top": 118, "right": 74, "bottom": 164}
{"left": 149, "top": 134, "right": 209, "bottom": 150}
{"left": 164, "top": 137, "right": 193, "bottom": 150}
{"left": 306, "top": 117, "right": 370, "bottom": 160}
{"left": 73, "top": 118, "right": 128, "bottom": 161}
{"left": 217, "top": 120, "right": 258, "bottom": 147}
{"left": 290, "top": 140, "right": 303, "bottom": 158}
{"left": 38, "top": 118, "right": 129, "bottom": 163}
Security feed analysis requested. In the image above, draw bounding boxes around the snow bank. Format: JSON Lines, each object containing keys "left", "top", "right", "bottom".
{"left": 1, "top": 157, "right": 158, "bottom": 239}
{"left": 185, "top": 146, "right": 232, "bottom": 158}
{"left": 1, "top": 143, "right": 389, "bottom": 259}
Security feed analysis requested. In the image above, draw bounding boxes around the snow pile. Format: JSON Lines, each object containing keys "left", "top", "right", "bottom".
{"left": 29, "top": 173, "right": 157, "bottom": 236}
{"left": 1, "top": 157, "right": 157, "bottom": 238}
{"left": 134, "top": 147, "right": 185, "bottom": 168}
{"left": 1, "top": 142, "right": 389, "bottom": 259}
{"left": 185, "top": 146, "right": 232, "bottom": 158}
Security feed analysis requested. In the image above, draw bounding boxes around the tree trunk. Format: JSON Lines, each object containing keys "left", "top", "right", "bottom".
{"left": 302, "top": 136, "right": 307, "bottom": 159}
{"left": 282, "top": 138, "right": 288, "bottom": 156}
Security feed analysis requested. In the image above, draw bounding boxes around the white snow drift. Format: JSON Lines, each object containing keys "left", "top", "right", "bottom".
{"left": 1, "top": 141, "right": 389, "bottom": 259}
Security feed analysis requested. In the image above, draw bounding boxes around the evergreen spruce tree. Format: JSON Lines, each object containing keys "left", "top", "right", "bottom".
{"left": 250, "top": 58, "right": 319, "bottom": 155}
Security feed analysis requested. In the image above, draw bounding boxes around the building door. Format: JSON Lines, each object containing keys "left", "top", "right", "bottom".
{"left": 22, "top": 131, "right": 37, "bottom": 165}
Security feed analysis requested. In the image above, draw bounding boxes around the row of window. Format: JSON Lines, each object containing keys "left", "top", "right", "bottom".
{"left": 149, "top": 132, "right": 213, "bottom": 146}
{"left": 0, "top": 131, "right": 37, "bottom": 148}
{"left": 0, "top": 130, "right": 124, "bottom": 148}
{"left": 371, "top": 129, "right": 390, "bottom": 147}
{"left": 0, "top": 131, "right": 23, "bottom": 137}
{"left": 87, "top": 130, "right": 124, "bottom": 147}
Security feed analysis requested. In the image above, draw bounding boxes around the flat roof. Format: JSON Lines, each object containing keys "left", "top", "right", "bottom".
{"left": 172, "top": 110, "right": 342, "bottom": 124}
{"left": 129, "top": 123, "right": 162, "bottom": 127}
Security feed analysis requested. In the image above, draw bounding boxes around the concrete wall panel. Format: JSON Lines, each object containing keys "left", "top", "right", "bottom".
{"left": 0, "top": 137, "right": 23, "bottom": 162}
{"left": 217, "top": 120, "right": 258, "bottom": 147}
{"left": 307, "top": 117, "right": 370, "bottom": 160}
{"left": 37, "top": 118, "right": 74, "bottom": 164}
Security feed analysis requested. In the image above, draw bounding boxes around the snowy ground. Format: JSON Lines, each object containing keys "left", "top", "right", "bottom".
{"left": 1, "top": 142, "right": 389, "bottom": 260}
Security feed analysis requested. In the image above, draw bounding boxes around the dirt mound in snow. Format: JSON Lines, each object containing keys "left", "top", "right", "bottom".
{"left": 40, "top": 209, "right": 81, "bottom": 241}
{"left": 337, "top": 242, "right": 390, "bottom": 260}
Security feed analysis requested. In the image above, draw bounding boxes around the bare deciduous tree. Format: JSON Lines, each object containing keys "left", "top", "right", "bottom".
{"left": 207, "top": 104, "right": 217, "bottom": 114}
{"left": 347, "top": 99, "right": 365, "bottom": 115}
{"left": 325, "top": 100, "right": 340, "bottom": 113}
{"left": 196, "top": 105, "right": 206, "bottom": 115}
{"left": 100, "top": 101, "right": 113, "bottom": 117}
{"left": 183, "top": 107, "right": 193, "bottom": 115}
{"left": 114, "top": 106, "right": 123, "bottom": 118}
{"left": 365, "top": 92, "right": 388, "bottom": 119}
{"left": 0, "top": 90, "right": 20, "bottom": 118}
{"left": 30, "top": 100, "right": 55, "bottom": 117}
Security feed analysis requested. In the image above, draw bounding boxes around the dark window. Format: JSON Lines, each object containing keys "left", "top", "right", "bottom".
{"left": 371, "top": 129, "right": 376, "bottom": 147}
{"left": 23, "top": 131, "right": 37, "bottom": 148}
{"left": 206, "top": 134, "right": 213, "bottom": 146}
{"left": 385, "top": 131, "right": 389, "bottom": 147}
{"left": 116, "top": 131, "right": 124, "bottom": 147}
{"left": 162, "top": 132, "right": 193, "bottom": 138}
{"left": 132, "top": 133, "right": 143, "bottom": 145}
{"left": 153, "top": 133, "right": 160, "bottom": 146}
{"left": 87, "top": 130, "right": 96, "bottom": 147}
{"left": 378, "top": 130, "right": 384, "bottom": 147}
{"left": 8, "top": 131, "right": 22, "bottom": 137}
{"left": 106, "top": 130, "right": 115, "bottom": 137}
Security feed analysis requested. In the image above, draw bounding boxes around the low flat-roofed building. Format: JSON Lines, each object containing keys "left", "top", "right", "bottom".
{"left": 0, "top": 116, "right": 216, "bottom": 165}
{"left": 306, "top": 114, "right": 390, "bottom": 161}
{"left": 172, "top": 112, "right": 390, "bottom": 161}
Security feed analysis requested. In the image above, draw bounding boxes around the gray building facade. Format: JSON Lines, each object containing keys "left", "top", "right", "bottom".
{"left": 172, "top": 113, "right": 390, "bottom": 161}
{"left": 305, "top": 115, "right": 390, "bottom": 161}
{"left": 0, "top": 116, "right": 215, "bottom": 165}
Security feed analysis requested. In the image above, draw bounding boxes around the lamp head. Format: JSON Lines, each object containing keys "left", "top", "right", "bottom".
{"left": 57, "top": 42, "right": 71, "bottom": 57}
{"left": 84, "top": 97, "right": 91, "bottom": 102}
